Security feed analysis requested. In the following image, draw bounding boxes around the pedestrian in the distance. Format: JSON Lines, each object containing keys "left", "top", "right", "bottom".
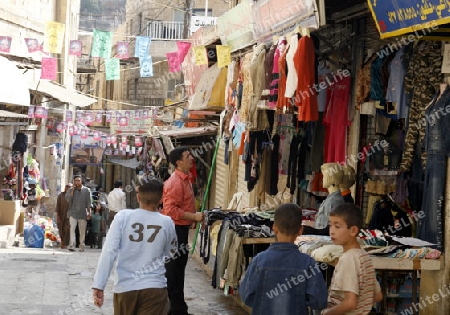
{"left": 239, "top": 203, "right": 328, "bottom": 314}
{"left": 107, "top": 180, "right": 126, "bottom": 226}
{"left": 66, "top": 175, "right": 92, "bottom": 252}
{"left": 92, "top": 178, "right": 177, "bottom": 315}
{"left": 90, "top": 202, "right": 106, "bottom": 249}
{"left": 161, "top": 146, "right": 204, "bottom": 315}
{"left": 56, "top": 183, "right": 72, "bottom": 249}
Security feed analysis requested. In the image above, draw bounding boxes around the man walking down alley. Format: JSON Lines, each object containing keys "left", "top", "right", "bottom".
{"left": 66, "top": 175, "right": 92, "bottom": 252}
{"left": 106, "top": 180, "right": 126, "bottom": 226}
{"left": 56, "top": 183, "right": 72, "bottom": 249}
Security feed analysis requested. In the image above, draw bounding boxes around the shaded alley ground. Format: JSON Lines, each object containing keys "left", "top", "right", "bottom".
{"left": 0, "top": 244, "right": 248, "bottom": 315}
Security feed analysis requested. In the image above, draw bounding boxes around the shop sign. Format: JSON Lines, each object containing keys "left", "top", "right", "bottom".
{"left": 217, "top": 0, "right": 254, "bottom": 51}
{"left": 70, "top": 134, "right": 104, "bottom": 165}
{"left": 190, "top": 16, "right": 217, "bottom": 34}
{"left": 109, "top": 109, "right": 154, "bottom": 135}
{"left": 367, "top": 0, "right": 450, "bottom": 39}
{"left": 251, "top": 0, "right": 319, "bottom": 41}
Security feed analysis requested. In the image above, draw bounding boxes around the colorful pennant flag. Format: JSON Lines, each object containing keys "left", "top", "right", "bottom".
{"left": 93, "top": 131, "right": 101, "bottom": 140}
{"left": 0, "top": 36, "right": 12, "bottom": 53}
{"left": 118, "top": 116, "right": 128, "bottom": 127}
{"left": 80, "top": 129, "right": 88, "bottom": 139}
{"left": 34, "top": 106, "right": 48, "bottom": 118}
{"left": 44, "top": 21, "right": 65, "bottom": 54}
{"left": 69, "top": 40, "right": 82, "bottom": 57}
{"left": 177, "top": 41, "right": 192, "bottom": 64}
{"left": 95, "top": 111, "right": 103, "bottom": 123}
{"left": 28, "top": 106, "right": 35, "bottom": 118}
{"left": 167, "top": 51, "right": 180, "bottom": 72}
{"left": 135, "top": 36, "right": 151, "bottom": 60}
{"left": 216, "top": 45, "right": 231, "bottom": 68}
{"left": 194, "top": 46, "right": 208, "bottom": 65}
{"left": 135, "top": 136, "right": 143, "bottom": 147}
{"left": 105, "top": 58, "right": 120, "bottom": 80}
{"left": 25, "top": 38, "right": 40, "bottom": 53}
{"left": 140, "top": 56, "right": 153, "bottom": 77}
{"left": 105, "top": 110, "right": 112, "bottom": 122}
{"left": 83, "top": 111, "right": 94, "bottom": 125}
{"left": 91, "top": 29, "right": 112, "bottom": 58}
{"left": 116, "top": 41, "right": 129, "bottom": 59}
{"left": 41, "top": 57, "right": 57, "bottom": 80}
{"left": 56, "top": 122, "right": 65, "bottom": 133}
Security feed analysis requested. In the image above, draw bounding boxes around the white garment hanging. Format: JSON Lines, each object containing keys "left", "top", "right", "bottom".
{"left": 284, "top": 34, "right": 299, "bottom": 98}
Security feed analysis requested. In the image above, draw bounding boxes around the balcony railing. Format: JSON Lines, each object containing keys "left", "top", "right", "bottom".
{"left": 147, "top": 21, "right": 185, "bottom": 40}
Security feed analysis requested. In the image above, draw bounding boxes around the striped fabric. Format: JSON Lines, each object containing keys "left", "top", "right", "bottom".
{"left": 328, "top": 248, "right": 380, "bottom": 315}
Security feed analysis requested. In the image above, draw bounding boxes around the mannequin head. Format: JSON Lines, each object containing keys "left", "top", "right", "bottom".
{"left": 321, "top": 163, "right": 343, "bottom": 193}
{"left": 339, "top": 165, "right": 356, "bottom": 191}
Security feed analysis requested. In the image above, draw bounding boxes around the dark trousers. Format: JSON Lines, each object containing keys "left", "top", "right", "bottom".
{"left": 113, "top": 287, "right": 169, "bottom": 315}
{"left": 165, "top": 226, "right": 190, "bottom": 314}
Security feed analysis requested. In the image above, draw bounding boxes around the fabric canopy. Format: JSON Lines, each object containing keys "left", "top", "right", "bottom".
{"left": 189, "top": 63, "right": 227, "bottom": 111}
{"left": 0, "top": 56, "right": 30, "bottom": 106}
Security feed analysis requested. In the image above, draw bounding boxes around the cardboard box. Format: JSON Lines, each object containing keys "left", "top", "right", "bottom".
{"left": 0, "top": 200, "right": 21, "bottom": 225}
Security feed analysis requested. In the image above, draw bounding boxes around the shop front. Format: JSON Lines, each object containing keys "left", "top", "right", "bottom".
{"left": 185, "top": 0, "right": 450, "bottom": 313}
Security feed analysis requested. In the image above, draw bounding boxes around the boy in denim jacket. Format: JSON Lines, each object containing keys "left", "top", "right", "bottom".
{"left": 240, "top": 203, "right": 327, "bottom": 314}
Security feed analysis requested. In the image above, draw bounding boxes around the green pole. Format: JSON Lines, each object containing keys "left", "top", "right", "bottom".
{"left": 190, "top": 135, "right": 221, "bottom": 254}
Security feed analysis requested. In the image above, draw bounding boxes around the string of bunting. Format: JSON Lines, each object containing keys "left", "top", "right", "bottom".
{"left": 1, "top": 21, "right": 234, "bottom": 79}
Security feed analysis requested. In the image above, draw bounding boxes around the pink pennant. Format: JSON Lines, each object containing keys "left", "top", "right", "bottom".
{"left": 177, "top": 41, "right": 191, "bottom": 64}
{"left": 116, "top": 41, "right": 129, "bottom": 59}
{"left": 166, "top": 51, "right": 180, "bottom": 72}
{"left": 0, "top": 36, "right": 12, "bottom": 53}
{"left": 41, "top": 57, "right": 57, "bottom": 80}
{"left": 56, "top": 122, "right": 65, "bottom": 133}
{"left": 69, "top": 40, "right": 82, "bottom": 57}
{"left": 25, "top": 38, "right": 40, "bottom": 53}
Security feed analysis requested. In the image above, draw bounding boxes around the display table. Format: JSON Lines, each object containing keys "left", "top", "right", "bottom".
{"left": 0, "top": 200, "right": 21, "bottom": 248}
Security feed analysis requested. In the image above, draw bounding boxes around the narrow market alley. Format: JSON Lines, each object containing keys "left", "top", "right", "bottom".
{"left": 0, "top": 244, "right": 248, "bottom": 315}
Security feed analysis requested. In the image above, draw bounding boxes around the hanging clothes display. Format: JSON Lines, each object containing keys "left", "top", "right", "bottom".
{"left": 294, "top": 35, "right": 318, "bottom": 122}
{"left": 400, "top": 41, "right": 443, "bottom": 172}
{"left": 323, "top": 75, "right": 351, "bottom": 164}
{"left": 417, "top": 86, "right": 450, "bottom": 251}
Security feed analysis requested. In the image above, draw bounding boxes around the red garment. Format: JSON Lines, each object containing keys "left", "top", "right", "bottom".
{"left": 161, "top": 169, "right": 196, "bottom": 226}
{"left": 323, "top": 75, "right": 352, "bottom": 164}
{"left": 294, "top": 36, "right": 318, "bottom": 122}
{"left": 276, "top": 47, "right": 289, "bottom": 110}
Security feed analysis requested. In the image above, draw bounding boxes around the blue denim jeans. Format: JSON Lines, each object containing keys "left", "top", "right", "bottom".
{"left": 417, "top": 153, "right": 445, "bottom": 251}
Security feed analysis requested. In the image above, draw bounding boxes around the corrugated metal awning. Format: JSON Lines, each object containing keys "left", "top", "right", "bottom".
{"left": 0, "top": 109, "right": 28, "bottom": 118}
{"left": 28, "top": 79, "right": 97, "bottom": 107}
{"left": 156, "top": 126, "right": 217, "bottom": 138}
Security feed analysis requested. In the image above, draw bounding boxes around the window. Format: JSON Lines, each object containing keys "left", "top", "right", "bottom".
{"left": 173, "top": 10, "right": 184, "bottom": 22}
{"left": 192, "top": 8, "right": 212, "bottom": 17}
{"left": 166, "top": 79, "right": 183, "bottom": 101}
{"left": 134, "top": 78, "right": 138, "bottom": 100}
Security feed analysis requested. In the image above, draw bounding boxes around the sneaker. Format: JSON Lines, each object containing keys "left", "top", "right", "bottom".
{"left": 68, "top": 246, "right": 75, "bottom": 251}
{"left": 79, "top": 248, "right": 84, "bottom": 252}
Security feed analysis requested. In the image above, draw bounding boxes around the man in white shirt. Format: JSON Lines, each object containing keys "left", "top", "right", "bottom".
{"left": 107, "top": 180, "right": 126, "bottom": 226}
{"left": 92, "top": 178, "right": 177, "bottom": 314}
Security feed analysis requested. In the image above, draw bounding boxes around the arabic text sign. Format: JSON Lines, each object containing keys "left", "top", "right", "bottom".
{"left": 190, "top": 16, "right": 217, "bottom": 33}
{"left": 367, "top": 0, "right": 450, "bottom": 38}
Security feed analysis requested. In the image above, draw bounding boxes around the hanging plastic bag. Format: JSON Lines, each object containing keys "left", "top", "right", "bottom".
{"left": 24, "top": 224, "right": 45, "bottom": 248}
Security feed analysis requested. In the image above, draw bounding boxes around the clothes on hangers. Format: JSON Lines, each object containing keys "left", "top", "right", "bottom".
{"left": 368, "top": 195, "right": 412, "bottom": 237}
